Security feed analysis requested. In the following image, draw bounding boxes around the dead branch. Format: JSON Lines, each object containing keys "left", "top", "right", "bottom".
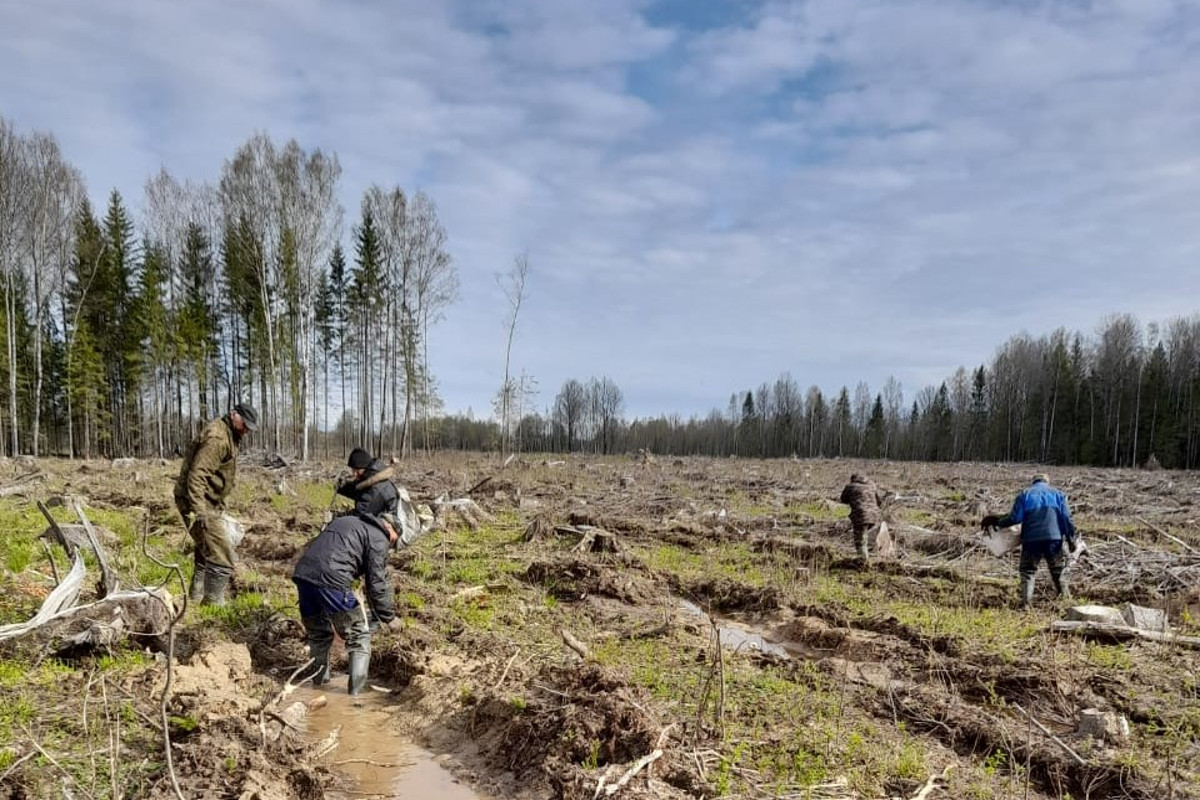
{"left": 1012, "top": 703, "right": 1087, "bottom": 766}
{"left": 17, "top": 723, "right": 97, "bottom": 800}
{"left": 1050, "top": 620, "right": 1200, "bottom": 649}
{"left": 497, "top": 646, "right": 521, "bottom": 688}
{"left": 1136, "top": 516, "right": 1198, "bottom": 554}
{"left": 594, "top": 749, "right": 664, "bottom": 797}
{"left": 140, "top": 516, "right": 187, "bottom": 800}
{"left": 73, "top": 499, "right": 118, "bottom": 597}
{"left": 561, "top": 628, "right": 590, "bottom": 659}
{"left": 909, "top": 765, "right": 953, "bottom": 799}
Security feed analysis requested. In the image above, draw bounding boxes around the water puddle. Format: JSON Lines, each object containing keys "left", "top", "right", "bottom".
{"left": 678, "top": 600, "right": 818, "bottom": 660}
{"left": 294, "top": 686, "right": 485, "bottom": 800}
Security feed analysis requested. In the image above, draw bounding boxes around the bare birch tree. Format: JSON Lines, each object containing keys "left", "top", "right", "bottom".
{"left": 0, "top": 118, "right": 27, "bottom": 454}
{"left": 497, "top": 252, "right": 529, "bottom": 459}
{"left": 21, "top": 133, "right": 83, "bottom": 456}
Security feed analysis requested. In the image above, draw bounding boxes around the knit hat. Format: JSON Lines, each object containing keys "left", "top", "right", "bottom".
{"left": 1032, "top": 473, "right": 1049, "bottom": 484}
{"left": 348, "top": 447, "right": 372, "bottom": 470}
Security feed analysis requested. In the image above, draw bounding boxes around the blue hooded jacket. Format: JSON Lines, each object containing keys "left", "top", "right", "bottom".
{"left": 998, "top": 479, "right": 1077, "bottom": 544}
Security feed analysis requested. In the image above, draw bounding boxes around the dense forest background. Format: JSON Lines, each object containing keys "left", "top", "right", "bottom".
{"left": 3, "top": 117, "right": 1200, "bottom": 468}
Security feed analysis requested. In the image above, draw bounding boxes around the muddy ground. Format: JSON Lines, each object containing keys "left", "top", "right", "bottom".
{"left": 0, "top": 453, "right": 1198, "bottom": 799}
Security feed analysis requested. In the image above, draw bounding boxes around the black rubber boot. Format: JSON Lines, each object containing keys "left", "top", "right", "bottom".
{"left": 1050, "top": 567, "right": 1070, "bottom": 601}
{"left": 189, "top": 555, "right": 206, "bottom": 603}
{"left": 347, "top": 651, "right": 370, "bottom": 696}
{"left": 202, "top": 566, "right": 232, "bottom": 607}
{"left": 1019, "top": 574, "right": 1035, "bottom": 610}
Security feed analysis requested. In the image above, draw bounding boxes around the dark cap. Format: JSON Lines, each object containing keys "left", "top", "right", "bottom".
{"left": 348, "top": 447, "right": 372, "bottom": 470}
{"left": 233, "top": 403, "right": 258, "bottom": 431}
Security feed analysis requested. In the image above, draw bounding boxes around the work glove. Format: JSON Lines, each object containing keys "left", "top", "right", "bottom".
{"left": 386, "top": 618, "right": 404, "bottom": 633}
{"left": 1066, "top": 536, "right": 1078, "bottom": 553}
{"left": 980, "top": 514, "right": 1003, "bottom": 531}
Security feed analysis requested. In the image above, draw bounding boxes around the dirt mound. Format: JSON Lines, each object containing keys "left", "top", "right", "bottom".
{"left": 150, "top": 715, "right": 326, "bottom": 800}
{"left": 141, "top": 642, "right": 332, "bottom": 799}
{"left": 679, "top": 576, "right": 781, "bottom": 613}
{"left": 566, "top": 510, "right": 649, "bottom": 536}
{"left": 496, "top": 663, "right": 670, "bottom": 798}
{"left": 893, "top": 682, "right": 1159, "bottom": 800}
{"left": 524, "top": 554, "right": 657, "bottom": 604}
{"left": 372, "top": 622, "right": 440, "bottom": 686}
{"left": 243, "top": 534, "right": 299, "bottom": 561}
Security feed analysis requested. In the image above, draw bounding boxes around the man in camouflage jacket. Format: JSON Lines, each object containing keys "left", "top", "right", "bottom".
{"left": 839, "top": 473, "right": 888, "bottom": 562}
{"left": 174, "top": 403, "right": 257, "bottom": 606}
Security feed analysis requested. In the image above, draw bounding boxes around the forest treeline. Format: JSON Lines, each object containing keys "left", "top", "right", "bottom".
{"left": 525, "top": 313, "right": 1200, "bottom": 469}
{"left": 3, "top": 117, "right": 1199, "bottom": 468}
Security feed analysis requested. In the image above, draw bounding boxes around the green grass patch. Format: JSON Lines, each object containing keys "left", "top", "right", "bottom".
{"left": 790, "top": 501, "right": 848, "bottom": 521}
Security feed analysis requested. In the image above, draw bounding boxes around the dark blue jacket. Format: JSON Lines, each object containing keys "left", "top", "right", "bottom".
{"left": 998, "top": 480, "right": 1077, "bottom": 544}
{"left": 336, "top": 460, "right": 399, "bottom": 518}
{"left": 292, "top": 513, "right": 395, "bottom": 623}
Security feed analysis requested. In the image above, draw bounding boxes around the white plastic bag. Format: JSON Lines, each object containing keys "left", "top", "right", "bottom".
{"left": 220, "top": 513, "right": 246, "bottom": 548}
{"left": 981, "top": 526, "right": 1021, "bottom": 557}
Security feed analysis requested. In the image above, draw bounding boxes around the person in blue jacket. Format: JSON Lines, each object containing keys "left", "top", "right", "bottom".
{"left": 293, "top": 509, "right": 401, "bottom": 695}
{"left": 982, "top": 474, "right": 1078, "bottom": 609}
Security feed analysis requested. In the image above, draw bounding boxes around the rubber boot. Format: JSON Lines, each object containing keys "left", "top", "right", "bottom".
{"left": 1019, "top": 574, "right": 1035, "bottom": 610}
{"left": 1050, "top": 568, "right": 1070, "bottom": 601}
{"left": 854, "top": 529, "right": 870, "bottom": 564}
{"left": 347, "top": 651, "right": 370, "bottom": 696}
{"left": 307, "top": 642, "right": 331, "bottom": 686}
{"left": 202, "top": 566, "right": 231, "bottom": 607}
{"left": 188, "top": 557, "right": 206, "bottom": 604}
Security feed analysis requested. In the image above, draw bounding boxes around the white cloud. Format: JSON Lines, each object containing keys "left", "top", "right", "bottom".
{"left": 2, "top": 0, "right": 1199, "bottom": 418}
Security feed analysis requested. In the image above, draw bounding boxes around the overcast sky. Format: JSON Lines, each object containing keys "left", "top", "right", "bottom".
{"left": 3, "top": 0, "right": 1200, "bottom": 419}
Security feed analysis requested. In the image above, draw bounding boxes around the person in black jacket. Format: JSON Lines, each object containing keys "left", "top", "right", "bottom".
{"left": 292, "top": 509, "right": 399, "bottom": 695}
{"left": 337, "top": 448, "right": 399, "bottom": 518}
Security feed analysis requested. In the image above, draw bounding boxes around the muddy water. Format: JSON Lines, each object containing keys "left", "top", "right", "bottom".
{"left": 678, "top": 600, "right": 819, "bottom": 660}
{"left": 294, "top": 686, "right": 485, "bottom": 800}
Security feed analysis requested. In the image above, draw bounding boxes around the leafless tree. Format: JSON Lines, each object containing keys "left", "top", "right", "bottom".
{"left": 553, "top": 378, "right": 586, "bottom": 451}
{"left": 21, "top": 132, "right": 83, "bottom": 456}
{"left": 0, "top": 118, "right": 28, "bottom": 454}
{"left": 409, "top": 192, "right": 458, "bottom": 455}
{"left": 277, "top": 141, "right": 342, "bottom": 461}
{"left": 497, "top": 253, "right": 529, "bottom": 459}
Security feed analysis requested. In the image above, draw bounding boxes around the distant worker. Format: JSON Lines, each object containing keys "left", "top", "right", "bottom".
{"left": 292, "top": 508, "right": 402, "bottom": 695}
{"left": 174, "top": 403, "right": 258, "bottom": 606}
{"left": 839, "top": 473, "right": 888, "bottom": 562}
{"left": 982, "top": 474, "right": 1078, "bottom": 609}
{"left": 336, "top": 447, "right": 399, "bottom": 518}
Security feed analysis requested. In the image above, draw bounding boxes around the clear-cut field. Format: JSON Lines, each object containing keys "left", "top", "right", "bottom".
{"left": 0, "top": 453, "right": 1197, "bottom": 799}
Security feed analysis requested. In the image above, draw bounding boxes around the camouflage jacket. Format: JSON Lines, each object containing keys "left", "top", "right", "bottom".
{"left": 174, "top": 416, "right": 239, "bottom": 516}
{"left": 839, "top": 479, "right": 886, "bottom": 529}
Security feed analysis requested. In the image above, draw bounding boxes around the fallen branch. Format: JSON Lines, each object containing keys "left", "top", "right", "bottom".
{"left": 1050, "top": 620, "right": 1200, "bottom": 650}
{"left": 140, "top": 515, "right": 188, "bottom": 800}
{"left": 73, "top": 499, "right": 118, "bottom": 597}
{"left": 594, "top": 749, "right": 664, "bottom": 798}
{"left": 332, "top": 757, "right": 415, "bottom": 768}
{"left": 561, "top": 628, "right": 590, "bottom": 660}
{"left": 909, "top": 764, "right": 953, "bottom": 799}
{"left": 1136, "top": 516, "right": 1198, "bottom": 554}
{"left": 17, "top": 724, "right": 97, "bottom": 800}
{"left": 1012, "top": 703, "right": 1087, "bottom": 766}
